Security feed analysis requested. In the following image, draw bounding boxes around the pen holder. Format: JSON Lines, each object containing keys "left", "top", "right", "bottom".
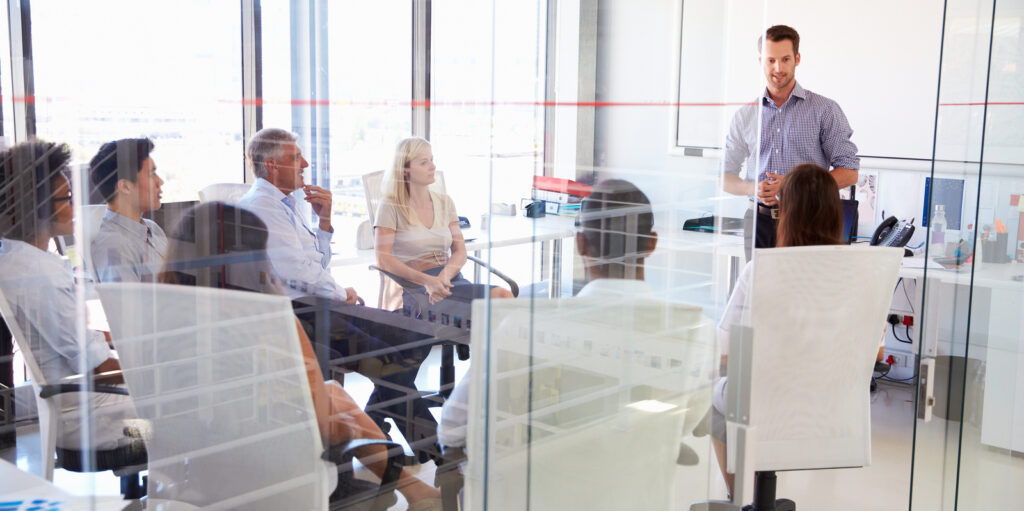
{"left": 982, "top": 233, "right": 1009, "bottom": 263}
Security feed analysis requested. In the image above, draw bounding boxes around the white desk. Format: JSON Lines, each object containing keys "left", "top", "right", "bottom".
{"left": 0, "top": 458, "right": 126, "bottom": 510}
{"left": 898, "top": 258, "right": 1024, "bottom": 452}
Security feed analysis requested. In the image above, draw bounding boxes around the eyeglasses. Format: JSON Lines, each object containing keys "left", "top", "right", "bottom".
{"left": 53, "top": 195, "right": 72, "bottom": 202}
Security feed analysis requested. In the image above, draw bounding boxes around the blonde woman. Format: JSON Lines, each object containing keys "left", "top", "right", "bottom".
{"left": 374, "top": 137, "right": 514, "bottom": 309}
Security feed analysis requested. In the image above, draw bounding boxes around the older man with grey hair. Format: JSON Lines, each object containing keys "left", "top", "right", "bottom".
{"left": 239, "top": 128, "right": 354, "bottom": 301}
{"left": 238, "top": 128, "right": 437, "bottom": 462}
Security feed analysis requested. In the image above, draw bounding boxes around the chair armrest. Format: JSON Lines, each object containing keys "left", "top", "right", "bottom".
{"left": 368, "top": 265, "right": 419, "bottom": 290}
{"left": 40, "top": 383, "right": 129, "bottom": 399}
{"left": 372, "top": 260, "right": 519, "bottom": 298}
{"left": 466, "top": 255, "right": 519, "bottom": 297}
{"left": 323, "top": 438, "right": 405, "bottom": 487}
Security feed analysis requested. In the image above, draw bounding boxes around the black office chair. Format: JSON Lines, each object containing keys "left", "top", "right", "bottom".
{"left": 42, "top": 383, "right": 148, "bottom": 499}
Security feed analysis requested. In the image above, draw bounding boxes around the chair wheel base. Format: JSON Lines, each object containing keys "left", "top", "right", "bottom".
{"left": 743, "top": 498, "right": 795, "bottom": 511}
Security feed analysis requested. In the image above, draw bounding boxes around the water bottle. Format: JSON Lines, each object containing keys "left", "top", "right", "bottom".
{"left": 930, "top": 204, "right": 947, "bottom": 257}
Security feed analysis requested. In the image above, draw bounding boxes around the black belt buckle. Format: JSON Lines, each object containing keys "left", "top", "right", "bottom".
{"left": 757, "top": 203, "right": 779, "bottom": 220}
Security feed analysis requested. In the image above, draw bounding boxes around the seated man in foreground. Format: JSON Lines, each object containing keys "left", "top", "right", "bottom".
{"left": 0, "top": 140, "right": 139, "bottom": 452}
{"left": 439, "top": 178, "right": 664, "bottom": 446}
{"left": 89, "top": 138, "right": 168, "bottom": 283}
{"left": 238, "top": 128, "right": 435, "bottom": 454}
{"left": 437, "top": 179, "right": 713, "bottom": 509}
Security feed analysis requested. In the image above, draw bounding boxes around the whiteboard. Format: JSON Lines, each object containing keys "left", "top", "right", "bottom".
{"left": 675, "top": 0, "right": 945, "bottom": 162}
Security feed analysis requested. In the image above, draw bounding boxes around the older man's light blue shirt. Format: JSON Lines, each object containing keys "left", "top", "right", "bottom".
{"left": 723, "top": 82, "right": 859, "bottom": 185}
{"left": 238, "top": 178, "right": 343, "bottom": 300}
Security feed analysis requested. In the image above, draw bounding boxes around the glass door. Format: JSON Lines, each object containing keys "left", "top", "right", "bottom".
{"left": 910, "top": 0, "right": 1024, "bottom": 509}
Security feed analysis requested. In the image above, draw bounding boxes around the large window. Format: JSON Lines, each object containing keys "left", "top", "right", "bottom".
{"left": 261, "top": 0, "right": 411, "bottom": 235}
{"left": 0, "top": 5, "right": 13, "bottom": 141}
{"left": 30, "top": 0, "right": 242, "bottom": 202}
{"left": 430, "top": 0, "right": 546, "bottom": 218}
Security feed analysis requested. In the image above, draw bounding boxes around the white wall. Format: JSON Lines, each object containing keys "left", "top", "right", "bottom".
{"left": 594, "top": 0, "right": 734, "bottom": 313}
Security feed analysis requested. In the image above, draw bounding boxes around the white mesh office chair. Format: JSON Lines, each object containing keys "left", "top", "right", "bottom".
{"left": 691, "top": 245, "right": 904, "bottom": 511}
{"left": 98, "top": 283, "right": 403, "bottom": 510}
{"left": 0, "top": 282, "right": 146, "bottom": 496}
{"left": 462, "top": 295, "right": 714, "bottom": 511}
{"left": 197, "top": 183, "right": 251, "bottom": 204}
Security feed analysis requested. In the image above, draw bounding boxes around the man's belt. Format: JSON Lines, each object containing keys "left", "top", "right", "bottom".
{"left": 756, "top": 202, "right": 779, "bottom": 220}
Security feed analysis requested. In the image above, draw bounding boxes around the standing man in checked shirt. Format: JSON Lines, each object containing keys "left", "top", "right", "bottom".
{"left": 722, "top": 25, "right": 859, "bottom": 260}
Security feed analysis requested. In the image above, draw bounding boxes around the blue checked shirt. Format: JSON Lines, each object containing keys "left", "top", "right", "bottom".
{"left": 723, "top": 82, "right": 859, "bottom": 187}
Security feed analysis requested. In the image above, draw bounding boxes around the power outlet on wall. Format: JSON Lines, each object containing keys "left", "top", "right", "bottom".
{"left": 887, "top": 351, "right": 914, "bottom": 370}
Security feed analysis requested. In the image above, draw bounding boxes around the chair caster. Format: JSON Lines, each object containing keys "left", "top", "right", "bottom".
{"left": 742, "top": 498, "right": 795, "bottom": 511}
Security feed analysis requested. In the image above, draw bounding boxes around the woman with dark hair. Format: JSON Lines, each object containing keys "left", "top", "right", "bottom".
{"left": 159, "top": 202, "right": 442, "bottom": 511}
{"left": 710, "top": 163, "right": 842, "bottom": 495}
{"left": 775, "top": 163, "right": 844, "bottom": 248}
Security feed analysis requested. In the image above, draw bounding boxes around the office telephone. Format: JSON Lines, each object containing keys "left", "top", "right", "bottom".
{"left": 871, "top": 216, "right": 915, "bottom": 247}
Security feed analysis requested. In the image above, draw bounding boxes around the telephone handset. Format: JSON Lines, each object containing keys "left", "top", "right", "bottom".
{"left": 871, "top": 216, "right": 915, "bottom": 247}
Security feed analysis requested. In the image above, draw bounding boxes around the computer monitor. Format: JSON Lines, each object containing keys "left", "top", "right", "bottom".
{"left": 922, "top": 177, "right": 965, "bottom": 230}
{"left": 842, "top": 199, "right": 859, "bottom": 244}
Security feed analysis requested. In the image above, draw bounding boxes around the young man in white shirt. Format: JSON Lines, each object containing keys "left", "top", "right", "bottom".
{"left": 89, "top": 138, "right": 169, "bottom": 283}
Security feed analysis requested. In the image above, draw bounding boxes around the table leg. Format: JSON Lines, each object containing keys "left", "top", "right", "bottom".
{"left": 1, "top": 318, "right": 14, "bottom": 449}
{"left": 551, "top": 239, "right": 563, "bottom": 298}
{"left": 441, "top": 344, "right": 455, "bottom": 399}
{"left": 473, "top": 249, "right": 482, "bottom": 284}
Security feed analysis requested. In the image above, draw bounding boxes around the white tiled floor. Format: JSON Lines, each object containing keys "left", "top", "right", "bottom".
{"left": 672, "top": 380, "right": 916, "bottom": 510}
{"left": 4, "top": 376, "right": 1022, "bottom": 510}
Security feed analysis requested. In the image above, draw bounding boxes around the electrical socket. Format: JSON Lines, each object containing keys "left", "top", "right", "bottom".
{"left": 887, "top": 351, "right": 914, "bottom": 370}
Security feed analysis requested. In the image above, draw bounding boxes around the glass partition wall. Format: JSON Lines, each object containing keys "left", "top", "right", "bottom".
{"left": 910, "top": 0, "right": 1024, "bottom": 509}
{"left": 2, "top": 0, "right": 1022, "bottom": 510}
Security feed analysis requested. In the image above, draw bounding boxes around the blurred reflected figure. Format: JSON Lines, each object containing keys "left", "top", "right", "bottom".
{"left": 437, "top": 180, "right": 712, "bottom": 511}
{"left": 439, "top": 179, "right": 660, "bottom": 447}
{"left": 0, "top": 140, "right": 137, "bottom": 451}
{"left": 721, "top": 25, "right": 859, "bottom": 260}
{"left": 89, "top": 138, "right": 168, "bottom": 283}
{"left": 159, "top": 202, "right": 442, "bottom": 509}
{"left": 239, "top": 128, "right": 436, "bottom": 460}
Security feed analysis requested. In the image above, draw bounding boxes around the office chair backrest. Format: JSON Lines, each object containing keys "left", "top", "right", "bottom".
{"left": 361, "top": 169, "right": 447, "bottom": 226}
{"left": 54, "top": 204, "right": 106, "bottom": 280}
{"left": 98, "top": 283, "right": 329, "bottom": 510}
{"left": 0, "top": 281, "right": 61, "bottom": 479}
{"left": 198, "top": 182, "right": 252, "bottom": 204}
{"left": 742, "top": 245, "right": 903, "bottom": 472}
{"left": 79, "top": 204, "right": 108, "bottom": 280}
{"left": 464, "top": 296, "right": 714, "bottom": 510}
